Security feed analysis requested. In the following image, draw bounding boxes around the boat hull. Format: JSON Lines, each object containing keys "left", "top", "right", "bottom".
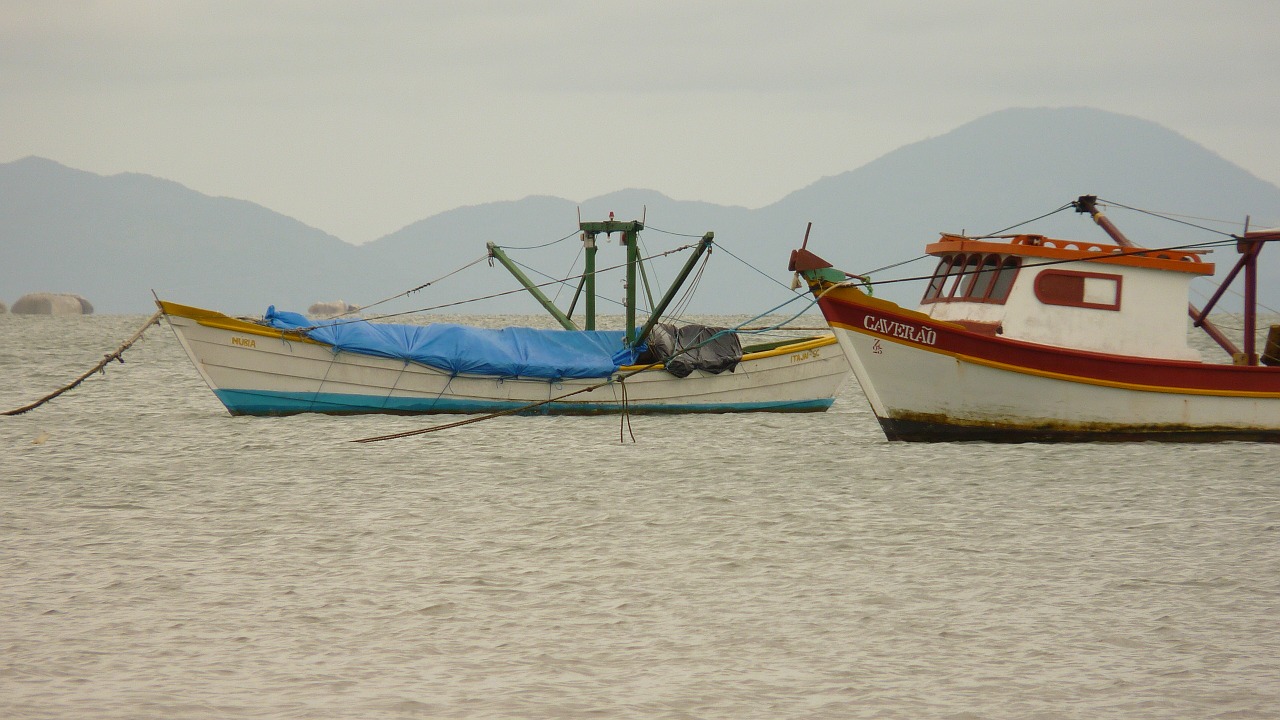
{"left": 161, "top": 302, "right": 850, "bottom": 416}
{"left": 814, "top": 286, "right": 1280, "bottom": 442}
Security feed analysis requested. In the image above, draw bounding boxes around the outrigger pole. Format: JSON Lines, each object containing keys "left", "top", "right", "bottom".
{"left": 485, "top": 242, "right": 578, "bottom": 330}
{"left": 634, "top": 232, "right": 714, "bottom": 348}
{"left": 1190, "top": 229, "right": 1280, "bottom": 365}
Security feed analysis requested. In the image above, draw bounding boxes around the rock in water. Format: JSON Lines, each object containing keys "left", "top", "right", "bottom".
{"left": 11, "top": 293, "right": 94, "bottom": 315}
{"left": 307, "top": 300, "right": 360, "bottom": 318}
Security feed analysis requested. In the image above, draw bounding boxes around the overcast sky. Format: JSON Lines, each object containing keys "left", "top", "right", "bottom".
{"left": 3, "top": 1, "right": 1278, "bottom": 244}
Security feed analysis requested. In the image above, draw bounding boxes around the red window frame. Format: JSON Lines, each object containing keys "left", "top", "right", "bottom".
{"left": 921, "top": 254, "right": 1021, "bottom": 306}
{"left": 1033, "top": 269, "right": 1122, "bottom": 310}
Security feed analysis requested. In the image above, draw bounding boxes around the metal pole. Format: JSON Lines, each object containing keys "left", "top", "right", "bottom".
{"left": 1075, "top": 195, "right": 1134, "bottom": 247}
{"left": 1243, "top": 237, "right": 1260, "bottom": 364}
{"left": 583, "top": 232, "right": 597, "bottom": 331}
{"left": 634, "top": 232, "right": 715, "bottom": 348}
{"left": 625, "top": 228, "right": 638, "bottom": 344}
{"left": 486, "top": 242, "right": 578, "bottom": 331}
{"left": 578, "top": 219, "right": 645, "bottom": 339}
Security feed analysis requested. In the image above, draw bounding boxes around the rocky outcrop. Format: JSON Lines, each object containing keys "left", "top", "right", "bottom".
{"left": 307, "top": 300, "right": 360, "bottom": 318}
{"left": 11, "top": 293, "right": 94, "bottom": 315}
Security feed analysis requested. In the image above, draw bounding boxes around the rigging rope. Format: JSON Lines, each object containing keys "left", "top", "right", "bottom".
{"left": 337, "top": 254, "right": 490, "bottom": 318}
{"left": 664, "top": 251, "right": 712, "bottom": 325}
{"left": 492, "top": 229, "right": 582, "bottom": 251}
{"left": 644, "top": 224, "right": 706, "bottom": 239}
{"left": 505, "top": 254, "right": 627, "bottom": 313}
{"left": 978, "top": 203, "right": 1075, "bottom": 237}
{"left": 552, "top": 245, "right": 585, "bottom": 306}
{"left": 857, "top": 254, "right": 930, "bottom": 278}
{"left": 292, "top": 244, "right": 699, "bottom": 331}
{"left": 1095, "top": 199, "right": 1249, "bottom": 237}
{"left": 714, "top": 244, "right": 796, "bottom": 293}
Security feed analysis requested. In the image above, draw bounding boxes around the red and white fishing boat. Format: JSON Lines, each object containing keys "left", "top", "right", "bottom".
{"left": 790, "top": 196, "right": 1280, "bottom": 441}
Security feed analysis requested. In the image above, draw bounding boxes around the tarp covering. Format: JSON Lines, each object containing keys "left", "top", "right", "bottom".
{"left": 638, "top": 323, "right": 743, "bottom": 378}
{"left": 264, "top": 307, "right": 641, "bottom": 379}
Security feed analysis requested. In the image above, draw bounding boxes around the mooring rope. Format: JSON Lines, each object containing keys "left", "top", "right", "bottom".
{"left": 351, "top": 375, "right": 628, "bottom": 442}
{"left": 2, "top": 309, "right": 163, "bottom": 416}
{"left": 619, "top": 378, "right": 635, "bottom": 443}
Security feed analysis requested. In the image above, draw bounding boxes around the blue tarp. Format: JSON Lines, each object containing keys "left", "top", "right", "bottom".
{"left": 264, "top": 307, "right": 641, "bottom": 379}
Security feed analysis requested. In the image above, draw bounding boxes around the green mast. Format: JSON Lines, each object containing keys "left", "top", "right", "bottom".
{"left": 489, "top": 216, "right": 712, "bottom": 348}
{"left": 578, "top": 219, "right": 643, "bottom": 344}
{"left": 583, "top": 230, "right": 597, "bottom": 330}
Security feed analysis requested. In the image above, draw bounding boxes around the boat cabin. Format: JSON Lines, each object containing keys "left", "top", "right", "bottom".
{"left": 917, "top": 233, "right": 1214, "bottom": 361}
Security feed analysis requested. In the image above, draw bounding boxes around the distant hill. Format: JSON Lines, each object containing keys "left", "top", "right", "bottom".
{"left": 2, "top": 107, "right": 1277, "bottom": 316}
{"left": 761, "top": 107, "right": 1280, "bottom": 286}
{"left": 0, "top": 156, "right": 359, "bottom": 313}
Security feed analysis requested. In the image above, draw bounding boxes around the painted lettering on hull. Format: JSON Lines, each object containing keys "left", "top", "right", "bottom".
{"left": 863, "top": 315, "right": 937, "bottom": 346}
{"left": 790, "top": 348, "right": 821, "bottom": 363}
{"left": 231, "top": 336, "right": 257, "bottom": 348}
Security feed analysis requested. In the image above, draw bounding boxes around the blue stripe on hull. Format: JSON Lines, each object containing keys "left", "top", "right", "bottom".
{"left": 213, "top": 389, "right": 833, "bottom": 416}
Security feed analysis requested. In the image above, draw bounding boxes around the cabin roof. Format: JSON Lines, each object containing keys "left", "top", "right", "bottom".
{"left": 925, "top": 233, "right": 1214, "bottom": 276}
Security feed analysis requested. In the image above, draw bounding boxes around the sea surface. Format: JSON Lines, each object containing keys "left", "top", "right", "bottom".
{"left": 2, "top": 313, "right": 1278, "bottom": 719}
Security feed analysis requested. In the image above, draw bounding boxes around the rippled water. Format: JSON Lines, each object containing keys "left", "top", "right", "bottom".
{"left": 2, "top": 314, "right": 1278, "bottom": 719}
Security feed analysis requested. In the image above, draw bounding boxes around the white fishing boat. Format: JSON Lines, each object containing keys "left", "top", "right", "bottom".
{"left": 790, "top": 196, "right": 1280, "bottom": 441}
{"left": 162, "top": 218, "right": 850, "bottom": 416}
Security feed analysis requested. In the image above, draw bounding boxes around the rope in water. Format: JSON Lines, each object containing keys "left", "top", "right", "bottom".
{"left": 2, "top": 309, "right": 163, "bottom": 416}
{"left": 351, "top": 372, "right": 636, "bottom": 443}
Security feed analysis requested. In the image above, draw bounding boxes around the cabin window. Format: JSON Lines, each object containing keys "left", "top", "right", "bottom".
{"left": 1034, "top": 270, "right": 1122, "bottom": 310}
{"left": 942, "top": 255, "right": 970, "bottom": 299}
{"left": 922, "top": 257, "right": 955, "bottom": 302}
{"left": 987, "top": 257, "right": 1020, "bottom": 302}
{"left": 922, "top": 253, "right": 1020, "bottom": 305}
{"left": 951, "top": 255, "right": 981, "bottom": 298}
{"left": 968, "top": 254, "right": 1001, "bottom": 299}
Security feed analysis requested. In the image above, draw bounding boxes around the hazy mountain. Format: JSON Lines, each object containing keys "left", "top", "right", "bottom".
{"left": 761, "top": 107, "right": 1279, "bottom": 289}
{"left": 0, "top": 156, "right": 359, "bottom": 313}
{"left": 3, "top": 107, "right": 1277, "bottom": 317}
